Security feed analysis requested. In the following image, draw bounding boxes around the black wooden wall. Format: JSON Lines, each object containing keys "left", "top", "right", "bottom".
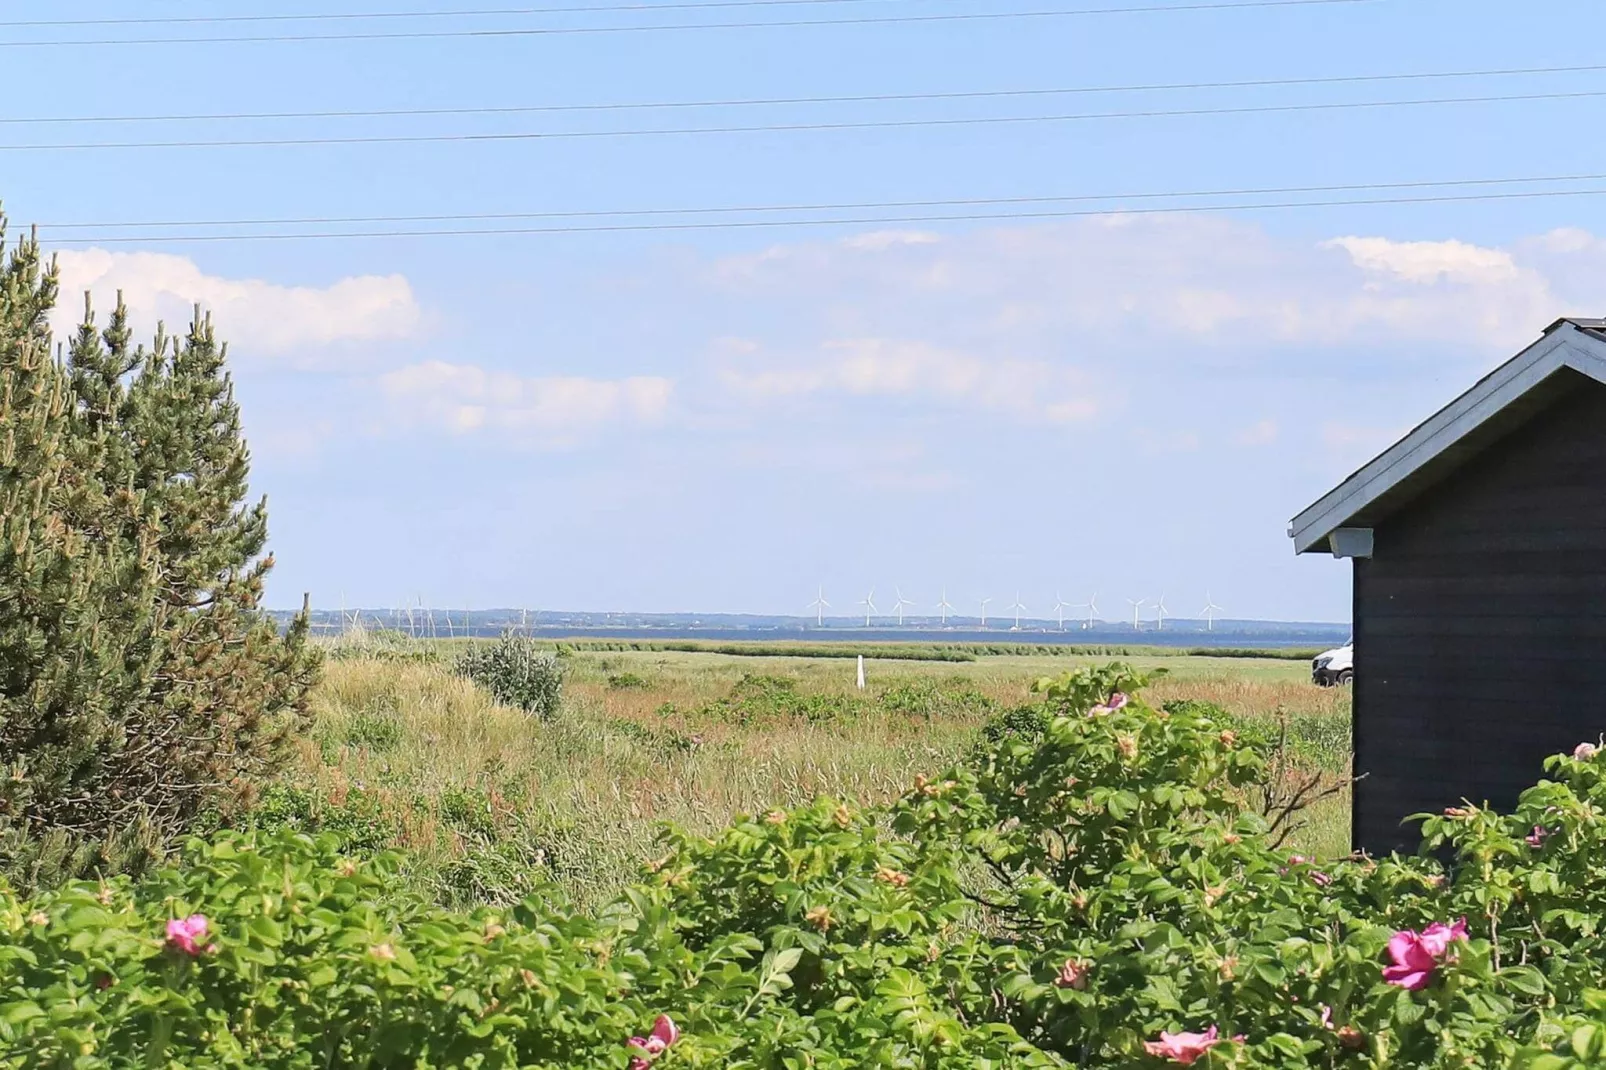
{"left": 1353, "top": 374, "right": 1606, "bottom": 855}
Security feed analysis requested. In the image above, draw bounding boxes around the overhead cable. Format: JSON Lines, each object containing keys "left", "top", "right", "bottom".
{"left": 5, "top": 61, "right": 1604, "bottom": 126}
{"left": 33, "top": 183, "right": 1606, "bottom": 244}
{"left": 0, "top": 0, "right": 1387, "bottom": 47}
{"left": 34, "top": 171, "right": 1606, "bottom": 230}
{"left": 2, "top": 87, "right": 1601, "bottom": 150}
{"left": 0, "top": 0, "right": 1369, "bottom": 27}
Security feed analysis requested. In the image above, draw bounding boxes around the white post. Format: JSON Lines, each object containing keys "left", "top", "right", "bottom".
{"left": 856, "top": 655, "right": 866, "bottom": 690}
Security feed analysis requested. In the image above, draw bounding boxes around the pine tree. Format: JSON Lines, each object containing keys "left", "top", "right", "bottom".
{"left": 0, "top": 224, "right": 317, "bottom": 884}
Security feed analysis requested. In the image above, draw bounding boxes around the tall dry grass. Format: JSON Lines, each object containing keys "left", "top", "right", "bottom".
{"left": 285, "top": 645, "right": 1352, "bottom": 907}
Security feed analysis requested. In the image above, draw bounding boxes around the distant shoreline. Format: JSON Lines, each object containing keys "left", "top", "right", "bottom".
{"left": 277, "top": 611, "right": 1349, "bottom": 650}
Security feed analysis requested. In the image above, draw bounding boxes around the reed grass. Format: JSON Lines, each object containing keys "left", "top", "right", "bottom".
{"left": 285, "top": 643, "right": 1351, "bottom": 907}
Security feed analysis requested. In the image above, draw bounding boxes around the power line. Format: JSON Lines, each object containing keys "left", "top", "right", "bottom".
{"left": 4, "top": 61, "right": 1603, "bottom": 127}
{"left": 32, "top": 182, "right": 1606, "bottom": 244}
{"left": 1, "top": 87, "right": 1600, "bottom": 150}
{"left": 0, "top": 0, "right": 976, "bottom": 28}
{"left": 33, "top": 171, "right": 1606, "bottom": 230}
{"left": 0, "top": 0, "right": 1385, "bottom": 47}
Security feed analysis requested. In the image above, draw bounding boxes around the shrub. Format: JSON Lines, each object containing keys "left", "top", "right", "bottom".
{"left": 978, "top": 702, "right": 1053, "bottom": 746}
{"left": 455, "top": 633, "right": 564, "bottom": 718}
{"left": 0, "top": 232, "right": 316, "bottom": 886}
{"left": 692, "top": 673, "right": 860, "bottom": 725}
{"left": 0, "top": 825, "right": 1049, "bottom": 1068}
{"left": 609, "top": 719, "right": 701, "bottom": 754}
{"left": 243, "top": 784, "right": 401, "bottom": 857}
{"left": 14, "top": 662, "right": 1606, "bottom": 1067}
{"left": 877, "top": 676, "right": 994, "bottom": 720}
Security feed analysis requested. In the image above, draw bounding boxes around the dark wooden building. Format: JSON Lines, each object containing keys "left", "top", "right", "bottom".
{"left": 1290, "top": 317, "right": 1606, "bottom": 856}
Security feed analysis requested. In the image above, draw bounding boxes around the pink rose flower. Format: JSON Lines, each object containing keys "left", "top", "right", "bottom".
{"left": 164, "top": 914, "right": 212, "bottom": 957}
{"left": 1054, "top": 958, "right": 1089, "bottom": 990}
{"left": 1090, "top": 692, "right": 1129, "bottom": 716}
{"left": 1575, "top": 742, "right": 1598, "bottom": 760}
{"left": 1310, "top": 870, "right": 1333, "bottom": 887}
{"left": 627, "top": 1015, "right": 679, "bottom": 1065}
{"left": 1382, "top": 918, "right": 1467, "bottom": 990}
{"left": 1526, "top": 825, "right": 1548, "bottom": 848}
{"left": 1418, "top": 919, "right": 1467, "bottom": 959}
{"left": 1143, "top": 1026, "right": 1242, "bottom": 1065}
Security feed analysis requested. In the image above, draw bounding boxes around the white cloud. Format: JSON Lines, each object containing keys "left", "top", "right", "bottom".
{"left": 702, "top": 217, "right": 1602, "bottom": 357}
{"left": 51, "top": 249, "right": 420, "bottom": 355}
{"left": 378, "top": 360, "right": 673, "bottom": 443}
{"left": 1323, "top": 236, "right": 1523, "bottom": 285}
{"left": 719, "top": 337, "right": 1098, "bottom": 423}
{"left": 841, "top": 230, "right": 942, "bottom": 252}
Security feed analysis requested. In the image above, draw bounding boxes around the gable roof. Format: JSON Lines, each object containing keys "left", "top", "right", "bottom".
{"left": 1289, "top": 318, "right": 1606, "bottom": 554}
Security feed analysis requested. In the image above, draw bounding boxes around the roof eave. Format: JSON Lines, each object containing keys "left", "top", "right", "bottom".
{"left": 1290, "top": 322, "right": 1606, "bottom": 555}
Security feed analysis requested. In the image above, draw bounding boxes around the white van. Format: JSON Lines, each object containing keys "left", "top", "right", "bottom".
{"left": 1312, "top": 641, "right": 1353, "bottom": 687}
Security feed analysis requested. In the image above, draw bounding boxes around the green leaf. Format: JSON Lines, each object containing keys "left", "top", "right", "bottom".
{"left": 1526, "top": 1056, "right": 1571, "bottom": 1070}
{"left": 1573, "top": 1025, "right": 1604, "bottom": 1062}
{"left": 248, "top": 915, "right": 284, "bottom": 947}
{"left": 1502, "top": 965, "right": 1548, "bottom": 997}
{"left": 1393, "top": 993, "right": 1426, "bottom": 1027}
{"left": 0, "top": 1002, "right": 44, "bottom": 1026}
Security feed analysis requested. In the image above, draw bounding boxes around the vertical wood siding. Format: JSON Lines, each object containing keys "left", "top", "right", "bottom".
{"left": 1354, "top": 377, "right": 1606, "bottom": 855}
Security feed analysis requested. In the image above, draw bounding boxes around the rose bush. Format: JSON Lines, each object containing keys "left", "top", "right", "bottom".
{"left": 3, "top": 663, "right": 1605, "bottom": 1068}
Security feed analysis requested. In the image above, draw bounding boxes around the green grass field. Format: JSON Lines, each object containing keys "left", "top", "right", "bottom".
{"left": 289, "top": 638, "right": 1351, "bottom": 909}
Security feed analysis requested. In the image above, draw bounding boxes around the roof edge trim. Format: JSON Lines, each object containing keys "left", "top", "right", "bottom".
{"left": 1290, "top": 322, "right": 1606, "bottom": 554}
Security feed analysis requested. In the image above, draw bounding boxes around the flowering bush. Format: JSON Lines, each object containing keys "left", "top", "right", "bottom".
{"left": 4, "top": 663, "right": 1606, "bottom": 1067}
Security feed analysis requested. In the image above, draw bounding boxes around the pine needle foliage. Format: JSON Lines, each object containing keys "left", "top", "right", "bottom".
{"left": 0, "top": 223, "right": 318, "bottom": 886}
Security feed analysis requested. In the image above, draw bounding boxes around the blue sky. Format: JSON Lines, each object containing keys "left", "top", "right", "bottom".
{"left": 8, "top": 0, "right": 1606, "bottom": 621}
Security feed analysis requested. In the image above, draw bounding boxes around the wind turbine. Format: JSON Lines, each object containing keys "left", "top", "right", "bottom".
{"left": 1081, "top": 593, "right": 1100, "bottom": 630}
{"left": 936, "top": 588, "right": 955, "bottom": 625}
{"left": 979, "top": 597, "right": 992, "bottom": 628}
{"left": 1200, "top": 593, "right": 1225, "bottom": 631}
{"left": 1127, "top": 596, "right": 1147, "bottom": 631}
{"left": 808, "top": 586, "right": 830, "bottom": 626}
{"left": 1154, "top": 593, "right": 1170, "bottom": 632}
{"left": 859, "top": 588, "right": 878, "bottom": 627}
{"left": 891, "top": 588, "right": 914, "bottom": 626}
{"left": 1053, "top": 592, "right": 1071, "bottom": 631}
{"left": 1009, "top": 592, "right": 1027, "bottom": 630}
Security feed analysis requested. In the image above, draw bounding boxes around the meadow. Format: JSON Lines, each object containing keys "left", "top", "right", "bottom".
{"left": 282, "top": 636, "right": 1352, "bottom": 910}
